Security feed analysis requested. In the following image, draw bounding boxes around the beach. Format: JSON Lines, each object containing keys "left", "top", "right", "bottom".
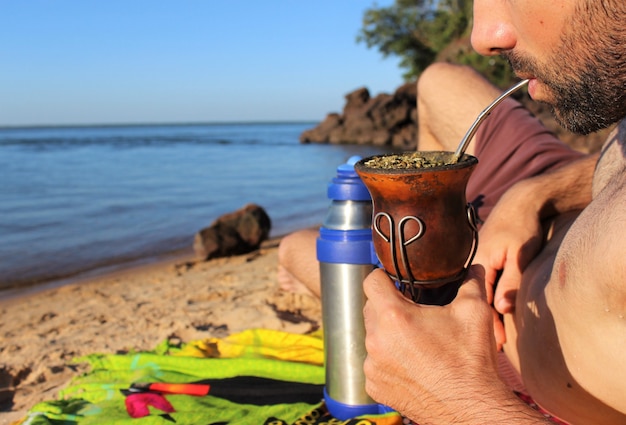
{"left": 0, "top": 237, "right": 322, "bottom": 425}
{"left": 0, "top": 123, "right": 393, "bottom": 424}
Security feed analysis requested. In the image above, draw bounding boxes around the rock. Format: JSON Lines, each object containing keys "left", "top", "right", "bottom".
{"left": 300, "top": 81, "right": 418, "bottom": 149}
{"left": 193, "top": 204, "right": 272, "bottom": 261}
{"left": 344, "top": 87, "right": 371, "bottom": 112}
{"left": 297, "top": 113, "right": 343, "bottom": 145}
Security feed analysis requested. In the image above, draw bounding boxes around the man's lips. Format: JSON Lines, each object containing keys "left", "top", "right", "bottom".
{"left": 512, "top": 68, "right": 539, "bottom": 95}
{"left": 526, "top": 78, "right": 539, "bottom": 99}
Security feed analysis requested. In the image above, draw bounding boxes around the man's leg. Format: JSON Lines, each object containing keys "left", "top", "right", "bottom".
{"left": 277, "top": 228, "right": 320, "bottom": 297}
{"left": 416, "top": 63, "right": 503, "bottom": 155}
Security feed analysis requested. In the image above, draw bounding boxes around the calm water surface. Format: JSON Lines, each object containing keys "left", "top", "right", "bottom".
{"left": 0, "top": 122, "right": 392, "bottom": 293}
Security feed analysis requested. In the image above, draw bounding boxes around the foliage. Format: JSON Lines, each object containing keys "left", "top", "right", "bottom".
{"left": 357, "top": 0, "right": 515, "bottom": 88}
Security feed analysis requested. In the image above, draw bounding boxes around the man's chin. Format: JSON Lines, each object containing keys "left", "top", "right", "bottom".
{"left": 551, "top": 107, "right": 602, "bottom": 136}
{"left": 550, "top": 108, "right": 574, "bottom": 132}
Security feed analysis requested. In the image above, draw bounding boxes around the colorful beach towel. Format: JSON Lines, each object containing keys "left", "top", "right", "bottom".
{"left": 16, "top": 329, "right": 402, "bottom": 425}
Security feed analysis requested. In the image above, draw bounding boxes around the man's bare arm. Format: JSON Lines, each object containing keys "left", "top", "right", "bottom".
{"left": 514, "top": 151, "right": 598, "bottom": 219}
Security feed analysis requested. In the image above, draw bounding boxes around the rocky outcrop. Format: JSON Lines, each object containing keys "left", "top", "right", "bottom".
{"left": 300, "top": 81, "right": 418, "bottom": 150}
{"left": 193, "top": 203, "right": 272, "bottom": 261}
{"left": 299, "top": 79, "right": 610, "bottom": 155}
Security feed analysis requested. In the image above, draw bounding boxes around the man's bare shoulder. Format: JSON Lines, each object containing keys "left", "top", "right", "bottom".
{"left": 593, "top": 119, "right": 626, "bottom": 197}
{"left": 561, "top": 116, "right": 626, "bottom": 309}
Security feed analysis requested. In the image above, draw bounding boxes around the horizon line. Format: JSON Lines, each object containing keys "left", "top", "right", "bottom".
{"left": 0, "top": 119, "right": 321, "bottom": 131}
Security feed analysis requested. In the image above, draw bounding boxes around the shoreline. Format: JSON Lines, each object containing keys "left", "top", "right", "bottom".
{"left": 0, "top": 246, "right": 197, "bottom": 304}
{"left": 0, "top": 235, "right": 322, "bottom": 424}
{"left": 0, "top": 228, "right": 305, "bottom": 304}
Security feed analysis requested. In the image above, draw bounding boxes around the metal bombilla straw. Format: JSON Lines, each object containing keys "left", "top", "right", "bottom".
{"left": 451, "top": 79, "right": 529, "bottom": 163}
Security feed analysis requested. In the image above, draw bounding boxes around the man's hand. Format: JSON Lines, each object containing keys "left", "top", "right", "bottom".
{"left": 474, "top": 188, "right": 544, "bottom": 315}
{"left": 363, "top": 267, "right": 512, "bottom": 423}
{"left": 362, "top": 267, "right": 550, "bottom": 423}
{"left": 476, "top": 153, "right": 596, "bottom": 318}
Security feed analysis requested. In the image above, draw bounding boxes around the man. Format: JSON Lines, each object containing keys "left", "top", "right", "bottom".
{"left": 362, "top": 1, "right": 626, "bottom": 424}
{"left": 277, "top": 62, "right": 584, "bottom": 299}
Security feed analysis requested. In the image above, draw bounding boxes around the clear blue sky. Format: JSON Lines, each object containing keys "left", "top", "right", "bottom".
{"left": 1, "top": 1, "right": 404, "bottom": 127}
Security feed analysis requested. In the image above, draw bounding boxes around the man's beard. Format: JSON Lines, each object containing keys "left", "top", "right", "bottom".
{"left": 504, "top": 50, "right": 626, "bottom": 135}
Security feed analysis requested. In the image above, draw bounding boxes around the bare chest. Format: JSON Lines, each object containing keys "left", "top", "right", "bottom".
{"left": 507, "top": 174, "right": 626, "bottom": 423}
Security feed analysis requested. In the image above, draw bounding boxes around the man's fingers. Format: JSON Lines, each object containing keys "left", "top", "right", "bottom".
{"left": 493, "top": 267, "right": 521, "bottom": 314}
{"left": 473, "top": 245, "right": 506, "bottom": 306}
{"left": 456, "top": 265, "right": 487, "bottom": 301}
{"left": 363, "top": 269, "right": 398, "bottom": 332}
{"left": 363, "top": 268, "right": 403, "bottom": 301}
{"left": 492, "top": 307, "right": 506, "bottom": 350}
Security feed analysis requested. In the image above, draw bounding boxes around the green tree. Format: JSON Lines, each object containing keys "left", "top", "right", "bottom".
{"left": 357, "top": 0, "right": 514, "bottom": 88}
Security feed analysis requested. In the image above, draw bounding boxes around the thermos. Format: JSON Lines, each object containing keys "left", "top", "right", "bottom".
{"left": 316, "top": 156, "right": 386, "bottom": 419}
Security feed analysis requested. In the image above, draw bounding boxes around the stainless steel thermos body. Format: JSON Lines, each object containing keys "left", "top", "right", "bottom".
{"left": 317, "top": 157, "right": 381, "bottom": 418}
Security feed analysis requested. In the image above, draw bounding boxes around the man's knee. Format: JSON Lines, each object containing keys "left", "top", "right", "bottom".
{"left": 418, "top": 63, "right": 490, "bottom": 104}
{"left": 418, "top": 62, "right": 467, "bottom": 87}
{"left": 277, "top": 228, "right": 318, "bottom": 269}
{"left": 277, "top": 228, "right": 322, "bottom": 297}
{"left": 277, "top": 231, "right": 298, "bottom": 268}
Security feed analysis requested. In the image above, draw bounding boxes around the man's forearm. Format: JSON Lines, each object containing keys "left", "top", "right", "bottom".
{"left": 405, "top": 386, "right": 556, "bottom": 425}
{"left": 454, "top": 387, "right": 556, "bottom": 425}
{"left": 515, "top": 152, "right": 598, "bottom": 220}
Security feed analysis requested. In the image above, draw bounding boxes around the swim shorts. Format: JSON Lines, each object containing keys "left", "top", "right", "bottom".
{"left": 466, "top": 97, "right": 585, "bottom": 225}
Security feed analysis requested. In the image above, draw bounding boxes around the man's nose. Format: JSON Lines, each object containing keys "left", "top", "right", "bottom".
{"left": 471, "top": 1, "right": 516, "bottom": 56}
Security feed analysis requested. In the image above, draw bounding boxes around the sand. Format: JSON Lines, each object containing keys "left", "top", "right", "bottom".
{"left": 0, "top": 238, "right": 322, "bottom": 425}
